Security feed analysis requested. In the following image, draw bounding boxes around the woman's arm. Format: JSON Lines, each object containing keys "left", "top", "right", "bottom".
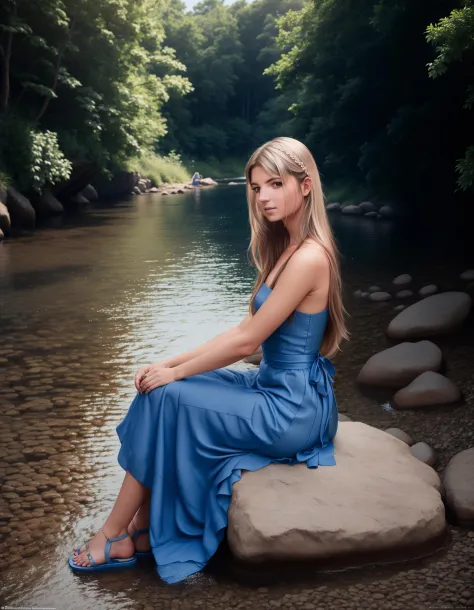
{"left": 172, "top": 248, "right": 328, "bottom": 382}
{"left": 157, "top": 316, "right": 253, "bottom": 368}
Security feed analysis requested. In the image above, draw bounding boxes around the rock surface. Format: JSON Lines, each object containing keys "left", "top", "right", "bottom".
{"left": 443, "top": 448, "right": 474, "bottom": 525}
{"left": 228, "top": 423, "right": 445, "bottom": 562}
{"left": 393, "top": 371, "right": 461, "bottom": 409}
{"left": 384, "top": 428, "right": 414, "bottom": 446}
{"left": 411, "top": 442, "right": 437, "bottom": 467}
{"left": 393, "top": 274, "right": 412, "bottom": 286}
{"left": 387, "top": 292, "right": 472, "bottom": 340}
{"left": 6, "top": 187, "right": 36, "bottom": 228}
{"left": 357, "top": 341, "right": 442, "bottom": 389}
{"left": 369, "top": 291, "right": 392, "bottom": 302}
{"left": 341, "top": 205, "right": 362, "bottom": 215}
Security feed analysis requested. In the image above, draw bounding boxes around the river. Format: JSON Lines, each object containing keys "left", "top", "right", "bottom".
{"left": 0, "top": 186, "right": 473, "bottom": 609}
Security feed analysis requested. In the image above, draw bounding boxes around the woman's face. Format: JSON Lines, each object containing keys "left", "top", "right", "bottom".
{"left": 249, "top": 165, "right": 307, "bottom": 223}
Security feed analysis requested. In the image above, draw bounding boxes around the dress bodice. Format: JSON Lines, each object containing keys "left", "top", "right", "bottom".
{"left": 255, "top": 283, "right": 329, "bottom": 363}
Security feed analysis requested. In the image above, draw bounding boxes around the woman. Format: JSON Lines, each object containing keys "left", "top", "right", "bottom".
{"left": 69, "top": 136, "right": 348, "bottom": 582}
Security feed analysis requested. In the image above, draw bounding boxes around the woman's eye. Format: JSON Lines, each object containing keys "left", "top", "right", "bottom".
{"left": 272, "top": 181, "right": 282, "bottom": 188}
{"left": 252, "top": 187, "right": 260, "bottom": 193}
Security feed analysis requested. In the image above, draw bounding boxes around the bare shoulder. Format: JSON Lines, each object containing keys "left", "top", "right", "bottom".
{"left": 289, "top": 239, "right": 329, "bottom": 272}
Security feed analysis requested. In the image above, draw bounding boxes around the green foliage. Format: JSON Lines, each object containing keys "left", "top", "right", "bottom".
{"left": 267, "top": 0, "right": 473, "bottom": 206}
{"left": 30, "top": 130, "right": 72, "bottom": 192}
{"left": 426, "top": 2, "right": 474, "bottom": 191}
{"left": 128, "top": 153, "right": 190, "bottom": 185}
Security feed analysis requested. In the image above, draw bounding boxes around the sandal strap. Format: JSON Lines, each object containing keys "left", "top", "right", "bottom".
{"left": 131, "top": 527, "right": 149, "bottom": 541}
{"left": 101, "top": 527, "right": 129, "bottom": 563}
{"left": 85, "top": 541, "right": 97, "bottom": 568}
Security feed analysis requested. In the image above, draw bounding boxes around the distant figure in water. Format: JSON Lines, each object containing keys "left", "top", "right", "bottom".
{"left": 192, "top": 172, "right": 201, "bottom": 186}
{"left": 69, "top": 136, "right": 349, "bottom": 583}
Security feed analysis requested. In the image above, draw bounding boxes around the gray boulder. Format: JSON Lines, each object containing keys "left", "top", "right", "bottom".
{"left": 369, "top": 285, "right": 382, "bottom": 293}
{"left": 393, "top": 371, "right": 461, "bottom": 409}
{"left": 326, "top": 202, "right": 341, "bottom": 211}
{"left": 369, "top": 291, "right": 392, "bottom": 302}
{"left": 396, "top": 290, "right": 413, "bottom": 299}
{"left": 359, "top": 201, "right": 376, "bottom": 213}
{"left": 357, "top": 341, "right": 443, "bottom": 389}
{"left": 81, "top": 184, "right": 98, "bottom": 201}
{"left": 341, "top": 204, "right": 362, "bottom": 215}
{"left": 364, "top": 211, "right": 378, "bottom": 217}
{"left": 393, "top": 274, "right": 412, "bottom": 286}
{"left": 36, "top": 189, "right": 64, "bottom": 216}
{"left": 387, "top": 292, "right": 472, "bottom": 340}
{"left": 6, "top": 187, "right": 35, "bottom": 228}
{"left": 460, "top": 269, "right": 474, "bottom": 281}
{"left": 379, "top": 205, "right": 395, "bottom": 217}
{"left": 419, "top": 285, "right": 438, "bottom": 297}
{"left": 443, "top": 448, "right": 474, "bottom": 525}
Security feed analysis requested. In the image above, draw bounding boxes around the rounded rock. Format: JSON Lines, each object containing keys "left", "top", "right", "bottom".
{"left": 369, "top": 292, "right": 392, "bottom": 302}
{"left": 393, "top": 274, "right": 412, "bottom": 286}
{"left": 387, "top": 292, "right": 472, "bottom": 340}
{"left": 419, "top": 284, "right": 438, "bottom": 297}
{"left": 384, "top": 428, "right": 414, "bottom": 446}
{"left": 410, "top": 442, "right": 437, "bottom": 467}
{"left": 443, "top": 448, "right": 474, "bottom": 525}
{"left": 357, "top": 341, "right": 442, "bottom": 389}
{"left": 393, "top": 371, "right": 461, "bottom": 409}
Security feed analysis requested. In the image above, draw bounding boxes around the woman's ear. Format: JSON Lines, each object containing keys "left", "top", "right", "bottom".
{"left": 301, "top": 176, "right": 312, "bottom": 197}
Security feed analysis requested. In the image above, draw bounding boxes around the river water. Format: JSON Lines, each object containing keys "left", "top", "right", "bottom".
{"left": 0, "top": 186, "right": 473, "bottom": 609}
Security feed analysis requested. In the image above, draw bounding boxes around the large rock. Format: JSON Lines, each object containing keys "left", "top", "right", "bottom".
{"left": 369, "top": 291, "right": 392, "bottom": 302}
{"left": 228, "top": 423, "right": 445, "bottom": 563}
{"left": 326, "top": 203, "right": 341, "bottom": 211}
{"left": 0, "top": 201, "right": 11, "bottom": 233}
{"left": 393, "top": 371, "right": 461, "bottom": 409}
{"left": 6, "top": 187, "right": 35, "bottom": 228}
{"left": 443, "top": 448, "right": 474, "bottom": 525}
{"left": 393, "top": 274, "right": 412, "bottom": 286}
{"left": 80, "top": 184, "right": 98, "bottom": 201}
{"left": 359, "top": 201, "right": 376, "bottom": 213}
{"left": 357, "top": 341, "right": 442, "bottom": 389}
{"left": 341, "top": 204, "right": 362, "bottom": 215}
{"left": 387, "top": 292, "right": 472, "bottom": 340}
{"left": 92, "top": 170, "right": 140, "bottom": 199}
{"left": 35, "top": 189, "right": 64, "bottom": 216}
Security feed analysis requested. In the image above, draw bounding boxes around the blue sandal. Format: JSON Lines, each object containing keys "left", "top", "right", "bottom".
{"left": 69, "top": 528, "right": 137, "bottom": 571}
{"left": 132, "top": 527, "right": 154, "bottom": 559}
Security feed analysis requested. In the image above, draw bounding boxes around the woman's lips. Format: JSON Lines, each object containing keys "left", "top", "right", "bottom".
{"left": 264, "top": 207, "right": 277, "bottom": 212}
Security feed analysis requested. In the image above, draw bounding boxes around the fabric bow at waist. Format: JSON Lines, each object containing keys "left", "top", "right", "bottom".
{"left": 263, "top": 353, "right": 335, "bottom": 396}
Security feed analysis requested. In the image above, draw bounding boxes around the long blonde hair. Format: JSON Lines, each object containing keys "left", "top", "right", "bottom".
{"left": 245, "top": 136, "right": 349, "bottom": 358}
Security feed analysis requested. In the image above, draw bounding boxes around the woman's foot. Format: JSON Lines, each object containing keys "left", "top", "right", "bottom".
{"left": 128, "top": 518, "right": 151, "bottom": 553}
{"left": 71, "top": 527, "right": 135, "bottom": 567}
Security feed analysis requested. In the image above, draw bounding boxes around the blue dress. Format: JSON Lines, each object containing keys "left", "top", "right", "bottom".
{"left": 116, "top": 283, "right": 338, "bottom": 583}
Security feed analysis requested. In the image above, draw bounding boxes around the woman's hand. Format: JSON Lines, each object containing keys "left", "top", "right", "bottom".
{"left": 134, "top": 361, "right": 168, "bottom": 392}
{"left": 138, "top": 364, "right": 177, "bottom": 394}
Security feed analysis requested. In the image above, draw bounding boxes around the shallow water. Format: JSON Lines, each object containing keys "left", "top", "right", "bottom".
{"left": 0, "top": 187, "right": 473, "bottom": 609}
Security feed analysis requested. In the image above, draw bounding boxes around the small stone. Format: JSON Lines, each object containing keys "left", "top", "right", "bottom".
{"left": 396, "top": 290, "right": 413, "bottom": 299}
{"left": 369, "top": 291, "right": 392, "bottom": 302}
{"left": 393, "top": 274, "right": 412, "bottom": 286}
{"left": 384, "top": 428, "right": 414, "bottom": 446}
{"left": 460, "top": 269, "right": 474, "bottom": 281}
{"left": 418, "top": 284, "right": 438, "bottom": 297}
{"left": 369, "top": 286, "right": 382, "bottom": 293}
{"left": 411, "top": 442, "right": 437, "bottom": 467}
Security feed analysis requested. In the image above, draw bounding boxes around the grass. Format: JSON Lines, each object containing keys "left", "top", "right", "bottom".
{"left": 183, "top": 156, "right": 246, "bottom": 180}
{"left": 127, "top": 153, "right": 190, "bottom": 186}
